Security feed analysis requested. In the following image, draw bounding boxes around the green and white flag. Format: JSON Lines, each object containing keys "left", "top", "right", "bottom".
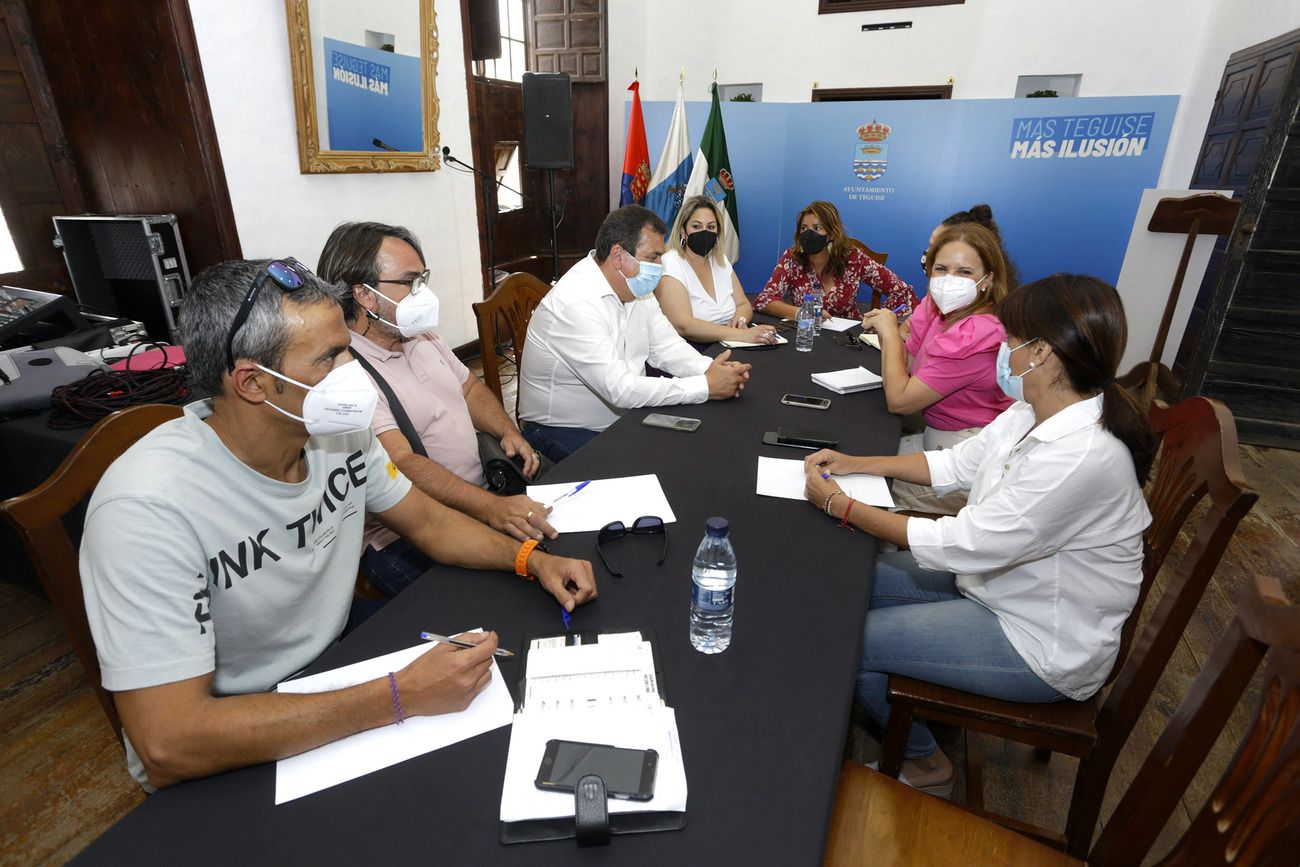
{"left": 684, "top": 82, "right": 740, "bottom": 262}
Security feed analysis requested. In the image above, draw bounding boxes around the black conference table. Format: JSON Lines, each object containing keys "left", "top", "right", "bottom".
{"left": 75, "top": 324, "right": 900, "bottom": 865}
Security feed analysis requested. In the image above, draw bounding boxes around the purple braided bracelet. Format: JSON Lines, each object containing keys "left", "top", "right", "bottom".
{"left": 387, "top": 671, "right": 405, "bottom": 725}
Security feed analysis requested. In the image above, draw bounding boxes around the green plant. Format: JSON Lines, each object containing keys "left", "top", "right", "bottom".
{"left": 380, "top": 43, "right": 395, "bottom": 52}
{"left": 729, "top": 92, "right": 755, "bottom": 102}
{"left": 1026, "top": 89, "right": 1059, "bottom": 98}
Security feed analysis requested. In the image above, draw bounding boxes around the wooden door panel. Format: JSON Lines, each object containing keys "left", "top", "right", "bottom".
{"left": 1248, "top": 51, "right": 1295, "bottom": 121}
{"left": 1194, "top": 133, "right": 1235, "bottom": 186}
{"left": 1226, "top": 128, "right": 1268, "bottom": 187}
{"left": 1233, "top": 250, "right": 1298, "bottom": 309}
{"left": 1212, "top": 308, "right": 1300, "bottom": 370}
{"left": 1252, "top": 197, "right": 1300, "bottom": 250}
{"left": 1210, "top": 62, "right": 1256, "bottom": 128}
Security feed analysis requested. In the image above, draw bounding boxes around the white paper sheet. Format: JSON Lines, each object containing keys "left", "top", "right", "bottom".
{"left": 499, "top": 706, "right": 687, "bottom": 822}
{"left": 526, "top": 474, "right": 676, "bottom": 533}
{"left": 858, "top": 332, "right": 881, "bottom": 350}
{"left": 755, "top": 456, "right": 895, "bottom": 508}
{"left": 274, "top": 637, "right": 514, "bottom": 804}
{"left": 820, "top": 316, "right": 861, "bottom": 332}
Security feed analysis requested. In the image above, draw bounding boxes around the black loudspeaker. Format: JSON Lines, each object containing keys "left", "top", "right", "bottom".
{"left": 522, "top": 72, "right": 574, "bottom": 170}
{"left": 468, "top": 0, "right": 501, "bottom": 61}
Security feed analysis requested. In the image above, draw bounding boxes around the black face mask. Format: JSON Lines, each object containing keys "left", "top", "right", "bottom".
{"left": 799, "top": 229, "right": 829, "bottom": 255}
{"left": 685, "top": 229, "right": 718, "bottom": 256}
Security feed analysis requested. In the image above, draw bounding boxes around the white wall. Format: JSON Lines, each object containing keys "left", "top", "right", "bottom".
{"left": 607, "top": 0, "right": 1300, "bottom": 203}
{"left": 188, "top": 0, "right": 484, "bottom": 348}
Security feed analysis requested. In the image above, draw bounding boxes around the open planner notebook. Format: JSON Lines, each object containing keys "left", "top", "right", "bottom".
{"left": 498, "top": 631, "right": 687, "bottom": 843}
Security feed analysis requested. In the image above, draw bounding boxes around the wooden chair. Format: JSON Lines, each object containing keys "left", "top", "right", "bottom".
{"left": 471, "top": 272, "right": 549, "bottom": 414}
{"left": 878, "top": 396, "right": 1259, "bottom": 857}
{"left": 846, "top": 238, "right": 890, "bottom": 309}
{"left": 0, "top": 403, "right": 183, "bottom": 747}
{"left": 826, "top": 572, "right": 1299, "bottom": 866}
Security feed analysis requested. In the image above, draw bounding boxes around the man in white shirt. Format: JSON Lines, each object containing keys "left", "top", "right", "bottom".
{"left": 518, "top": 205, "right": 752, "bottom": 461}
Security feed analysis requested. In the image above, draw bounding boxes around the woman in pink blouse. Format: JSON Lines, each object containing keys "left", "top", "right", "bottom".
{"left": 861, "top": 222, "right": 1014, "bottom": 514}
{"left": 753, "top": 200, "right": 917, "bottom": 320}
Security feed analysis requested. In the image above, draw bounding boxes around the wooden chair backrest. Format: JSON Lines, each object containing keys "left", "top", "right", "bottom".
{"left": 1064, "top": 396, "right": 1259, "bottom": 854}
{"left": 0, "top": 403, "right": 183, "bottom": 746}
{"left": 471, "top": 272, "right": 549, "bottom": 413}
{"left": 847, "top": 237, "right": 888, "bottom": 266}
{"left": 846, "top": 239, "right": 889, "bottom": 309}
{"left": 1088, "top": 573, "right": 1298, "bottom": 866}
{"left": 1111, "top": 397, "right": 1258, "bottom": 679}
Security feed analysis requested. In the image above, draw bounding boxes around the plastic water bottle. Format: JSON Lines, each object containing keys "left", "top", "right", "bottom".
{"left": 811, "top": 282, "right": 824, "bottom": 336}
{"left": 690, "top": 517, "right": 737, "bottom": 654}
{"left": 795, "top": 293, "right": 816, "bottom": 352}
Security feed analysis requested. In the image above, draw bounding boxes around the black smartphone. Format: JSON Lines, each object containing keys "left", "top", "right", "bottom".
{"left": 642, "top": 413, "right": 702, "bottom": 432}
{"left": 781, "top": 393, "right": 831, "bottom": 410}
{"left": 762, "top": 431, "right": 815, "bottom": 450}
{"left": 776, "top": 426, "right": 839, "bottom": 448}
{"left": 535, "top": 739, "right": 658, "bottom": 801}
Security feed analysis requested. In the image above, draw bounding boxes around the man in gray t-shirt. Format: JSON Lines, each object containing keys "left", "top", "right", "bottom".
{"left": 79, "top": 259, "right": 597, "bottom": 790}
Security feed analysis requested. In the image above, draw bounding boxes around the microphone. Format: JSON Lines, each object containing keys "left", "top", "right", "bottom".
{"left": 372, "top": 138, "right": 399, "bottom": 152}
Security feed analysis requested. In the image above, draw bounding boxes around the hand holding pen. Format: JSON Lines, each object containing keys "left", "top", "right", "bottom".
{"left": 860, "top": 302, "right": 908, "bottom": 341}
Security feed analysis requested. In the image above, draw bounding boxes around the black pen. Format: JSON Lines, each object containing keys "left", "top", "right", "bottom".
{"left": 419, "top": 631, "right": 515, "bottom": 658}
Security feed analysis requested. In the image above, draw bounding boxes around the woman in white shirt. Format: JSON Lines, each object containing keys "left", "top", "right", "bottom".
{"left": 656, "top": 195, "right": 777, "bottom": 346}
{"left": 803, "top": 274, "right": 1155, "bottom": 797}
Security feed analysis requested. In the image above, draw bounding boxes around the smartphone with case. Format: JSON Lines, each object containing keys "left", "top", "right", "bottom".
{"left": 780, "top": 393, "right": 831, "bottom": 410}
{"left": 776, "top": 426, "right": 839, "bottom": 448}
{"left": 762, "top": 428, "right": 840, "bottom": 450}
{"left": 535, "top": 739, "right": 658, "bottom": 801}
{"left": 642, "top": 413, "right": 701, "bottom": 432}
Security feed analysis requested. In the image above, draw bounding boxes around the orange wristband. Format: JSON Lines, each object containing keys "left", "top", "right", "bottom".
{"left": 515, "top": 539, "right": 540, "bottom": 580}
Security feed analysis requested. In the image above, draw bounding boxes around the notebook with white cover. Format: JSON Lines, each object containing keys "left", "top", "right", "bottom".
{"left": 811, "top": 366, "right": 884, "bottom": 394}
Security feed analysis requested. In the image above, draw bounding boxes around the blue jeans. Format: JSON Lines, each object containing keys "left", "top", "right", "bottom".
{"left": 857, "top": 551, "right": 1066, "bottom": 759}
{"left": 522, "top": 421, "right": 599, "bottom": 464}
{"left": 360, "top": 536, "right": 435, "bottom": 597}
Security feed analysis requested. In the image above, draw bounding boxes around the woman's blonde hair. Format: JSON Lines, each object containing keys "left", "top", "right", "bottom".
{"left": 666, "top": 195, "right": 728, "bottom": 265}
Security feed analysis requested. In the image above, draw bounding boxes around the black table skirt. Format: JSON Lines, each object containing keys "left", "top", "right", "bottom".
{"left": 74, "top": 326, "right": 900, "bottom": 865}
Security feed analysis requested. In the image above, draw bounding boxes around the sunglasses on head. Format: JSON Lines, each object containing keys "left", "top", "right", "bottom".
{"left": 225, "top": 258, "right": 313, "bottom": 371}
{"left": 596, "top": 515, "right": 667, "bottom": 577}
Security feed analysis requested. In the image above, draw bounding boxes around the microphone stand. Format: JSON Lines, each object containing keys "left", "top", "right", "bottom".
{"left": 442, "top": 147, "right": 530, "bottom": 294}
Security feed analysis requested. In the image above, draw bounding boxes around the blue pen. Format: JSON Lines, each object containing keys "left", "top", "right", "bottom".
{"left": 545, "top": 480, "right": 591, "bottom": 510}
{"left": 560, "top": 605, "right": 572, "bottom": 630}
{"left": 891, "top": 302, "right": 910, "bottom": 316}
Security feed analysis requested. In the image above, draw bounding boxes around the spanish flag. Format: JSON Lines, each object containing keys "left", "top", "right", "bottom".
{"left": 619, "top": 80, "right": 651, "bottom": 206}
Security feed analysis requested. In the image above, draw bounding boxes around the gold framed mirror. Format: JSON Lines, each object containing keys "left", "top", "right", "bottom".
{"left": 284, "top": 0, "right": 441, "bottom": 173}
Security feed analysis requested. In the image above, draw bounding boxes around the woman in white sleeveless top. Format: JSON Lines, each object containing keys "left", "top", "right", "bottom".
{"left": 656, "top": 195, "right": 777, "bottom": 346}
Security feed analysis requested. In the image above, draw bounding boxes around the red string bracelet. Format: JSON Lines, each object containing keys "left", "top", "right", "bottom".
{"left": 838, "top": 498, "right": 858, "bottom": 532}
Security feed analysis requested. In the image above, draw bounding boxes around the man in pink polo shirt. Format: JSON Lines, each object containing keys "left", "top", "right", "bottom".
{"left": 318, "top": 222, "right": 553, "bottom": 596}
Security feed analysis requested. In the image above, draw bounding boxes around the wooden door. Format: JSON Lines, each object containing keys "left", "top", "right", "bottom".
{"left": 1174, "top": 29, "right": 1300, "bottom": 377}
{"left": 1180, "top": 30, "right": 1300, "bottom": 449}
{"left": 0, "top": 0, "right": 85, "bottom": 293}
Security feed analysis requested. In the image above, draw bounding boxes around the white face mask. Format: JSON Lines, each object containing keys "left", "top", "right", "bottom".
{"left": 365, "top": 282, "right": 440, "bottom": 337}
{"left": 256, "top": 359, "right": 379, "bottom": 436}
{"left": 928, "top": 273, "right": 988, "bottom": 315}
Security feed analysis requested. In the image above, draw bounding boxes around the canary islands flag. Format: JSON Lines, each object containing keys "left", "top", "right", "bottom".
{"left": 685, "top": 82, "right": 740, "bottom": 262}
{"left": 644, "top": 81, "right": 693, "bottom": 228}
{"left": 620, "top": 81, "right": 650, "bottom": 206}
